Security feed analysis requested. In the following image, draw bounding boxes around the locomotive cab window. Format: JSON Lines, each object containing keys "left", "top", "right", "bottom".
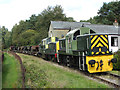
{"left": 111, "top": 37, "right": 118, "bottom": 47}
{"left": 59, "top": 39, "right": 66, "bottom": 50}
{"left": 90, "top": 29, "right": 96, "bottom": 34}
{"left": 47, "top": 37, "right": 51, "bottom": 44}
{"left": 73, "top": 30, "right": 80, "bottom": 40}
{"left": 55, "top": 37, "right": 59, "bottom": 41}
{"left": 59, "top": 41, "right": 62, "bottom": 49}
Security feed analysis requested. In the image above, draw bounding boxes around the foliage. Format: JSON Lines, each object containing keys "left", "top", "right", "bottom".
{"left": 110, "top": 70, "right": 120, "bottom": 75}
{"left": 2, "top": 1, "right": 120, "bottom": 47}
{"left": 11, "top": 5, "right": 75, "bottom": 46}
{"left": 89, "top": 1, "right": 120, "bottom": 25}
{"left": 18, "top": 29, "right": 38, "bottom": 45}
{"left": 80, "top": 20, "right": 89, "bottom": 22}
{"left": 0, "top": 26, "right": 12, "bottom": 49}
{"left": 113, "top": 50, "right": 120, "bottom": 70}
{"left": 24, "top": 63, "right": 48, "bottom": 88}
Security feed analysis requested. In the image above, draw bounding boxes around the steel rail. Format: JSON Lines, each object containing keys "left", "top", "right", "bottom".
{"left": 88, "top": 73, "right": 120, "bottom": 88}
{"left": 106, "top": 72, "right": 120, "bottom": 78}
{"left": 8, "top": 51, "right": 25, "bottom": 88}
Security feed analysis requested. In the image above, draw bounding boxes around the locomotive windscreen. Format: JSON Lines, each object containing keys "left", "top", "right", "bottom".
{"left": 90, "top": 34, "right": 109, "bottom": 55}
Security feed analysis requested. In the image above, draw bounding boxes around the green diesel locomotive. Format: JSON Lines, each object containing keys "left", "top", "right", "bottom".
{"left": 40, "top": 27, "right": 117, "bottom": 73}
{"left": 58, "top": 27, "right": 117, "bottom": 73}
{"left": 39, "top": 37, "right": 59, "bottom": 60}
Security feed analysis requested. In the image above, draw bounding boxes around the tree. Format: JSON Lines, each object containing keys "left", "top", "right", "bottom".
{"left": 11, "top": 5, "right": 75, "bottom": 46}
{"left": 0, "top": 26, "right": 12, "bottom": 49}
{"left": 4, "top": 31, "right": 12, "bottom": 48}
{"left": 89, "top": 1, "right": 120, "bottom": 25}
{"left": 18, "top": 30, "right": 37, "bottom": 46}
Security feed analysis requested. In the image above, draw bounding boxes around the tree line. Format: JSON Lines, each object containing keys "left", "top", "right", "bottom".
{"left": 81, "top": 1, "right": 120, "bottom": 25}
{"left": 11, "top": 5, "right": 75, "bottom": 47}
{"left": 1, "top": 1, "right": 120, "bottom": 49}
{"left": 0, "top": 26, "right": 12, "bottom": 49}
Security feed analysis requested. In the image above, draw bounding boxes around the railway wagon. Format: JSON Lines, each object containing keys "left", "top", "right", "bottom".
{"left": 31, "top": 45, "right": 39, "bottom": 56}
{"left": 10, "top": 46, "right": 18, "bottom": 52}
{"left": 58, "top": 27, "right": 117, "bottom": 73}
{"left": 19, "top": 46, "right": 24, "bottom": 53}
{"left": 22, "top": 46, "right": 28, "bottom": 54}
{"left": 9, "top": 46, "right": 14, "bottom": 51}
{"left": 26, "top": 46, "right": 32, "bottom": 55}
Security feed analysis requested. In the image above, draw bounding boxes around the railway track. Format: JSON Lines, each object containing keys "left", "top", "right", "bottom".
{"left": 106, "top": 72, "right": 120, "bottom": 78}
{"left": 42, "top": 56, "right": 120, "bottom": 88}
{"left": 13, "top": 52, "right": 120, "bottom": 88}
{"left": 88, "top": 72, "right": 120, "bottom": 88}
{"left": 48, "top": 61, "right": 120, "bottom": 88}
{"left": 7, "top": 51, "right": 25, "bottom": 88}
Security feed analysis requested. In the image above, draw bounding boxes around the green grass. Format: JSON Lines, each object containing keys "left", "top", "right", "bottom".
{"left": 109, "top": 70, "right": 120, "bottom": 75}
{"left": 18, "top": 53, "right": 109, "bottom": 88}
{"left": 2, "top": 53, "right": 22, "bottom": 88}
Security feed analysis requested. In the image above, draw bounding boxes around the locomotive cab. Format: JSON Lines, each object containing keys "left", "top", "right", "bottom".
{"left": 65, "top": 27, "right": 90, "bottom": 54}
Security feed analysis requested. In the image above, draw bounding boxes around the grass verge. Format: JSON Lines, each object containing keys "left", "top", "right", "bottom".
{"left": 109, "top": 70, "right": 120, "bottom": 75}
{"left": 2, "top": 53, "right": 22, "bottom": 88}
{"left": 18, "top": 53, "right": 109, "bottom": 88}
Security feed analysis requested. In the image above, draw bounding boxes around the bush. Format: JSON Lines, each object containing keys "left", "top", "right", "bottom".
{"left": 113, "top": 50, "right": 120, "bottom": 70}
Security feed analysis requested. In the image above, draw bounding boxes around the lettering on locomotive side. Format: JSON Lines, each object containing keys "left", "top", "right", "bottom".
{"left": 90, "top": 35, "right": 109, "bottom": 55}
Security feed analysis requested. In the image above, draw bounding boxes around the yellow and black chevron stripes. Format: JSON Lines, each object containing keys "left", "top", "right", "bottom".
{"left": 91, "top": 35, "right": 109, "bottom": 55}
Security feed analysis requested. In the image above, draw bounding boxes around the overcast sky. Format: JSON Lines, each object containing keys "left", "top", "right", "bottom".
{"left": 0, "top": 0, "right": 116, "bottom": 31}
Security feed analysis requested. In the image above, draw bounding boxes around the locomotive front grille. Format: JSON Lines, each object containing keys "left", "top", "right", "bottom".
{"left": 90, "top": 35, "right": 109, "bottom": 55}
